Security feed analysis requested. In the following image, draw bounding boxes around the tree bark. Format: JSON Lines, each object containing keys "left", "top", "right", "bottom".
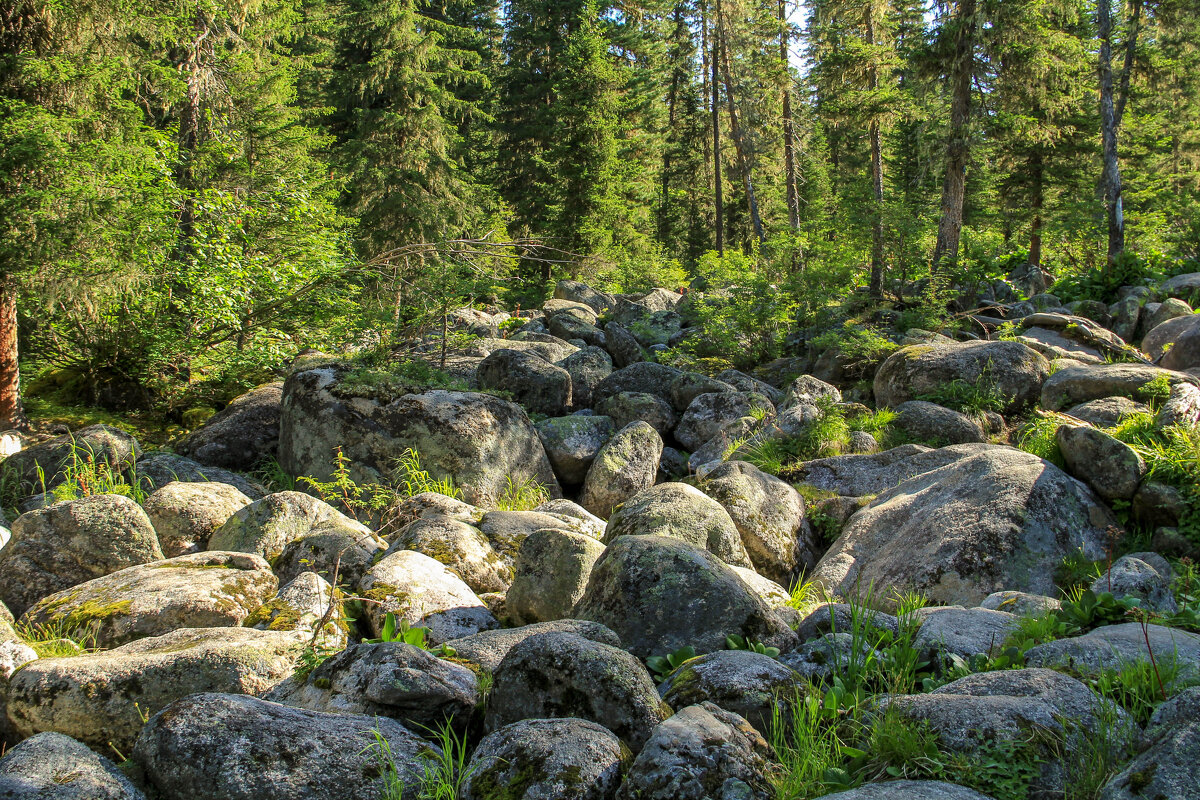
{"left": 1098, "top": 0, "right": 1125, "bottom": 263}
{"left": 932, "top": 0, "right": 977, "bottom": 272}
{"left": 712, "top": 0, "right": 724, "bottom": 255}
{"left": 717, "top": 5, "right": 765, "bottom": 243}
{"left": 1115, "top": 0, "right": 1141, "bottom": 127}
{"left": 866, "top": 6, "right": 884, "bottom": 299}
{"left": 1028, "top": 152, "right": 1044, "bottom": 268}
{"left": 779, "top": 0, "right": 799, "bottom": 233}
{"left": 0, "top": 277, "right": 28, "bottom": 432}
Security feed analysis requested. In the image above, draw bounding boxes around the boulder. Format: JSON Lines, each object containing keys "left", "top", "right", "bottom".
{"left": 533, "top": 499, "right": 606, "bottom": 538}
{"left": 1025, "top": 623, "right": 1200, "bottom": 681}
{"left": 794, "top": 603, "right": 900, "bottom": 642}
{"left": 357, "top": 549, "right": 497, "bottom": 644}
{"left": 603, "top": 321, "right": 647, "bottom": 368}
{"left": 717, "top": 369, "right": 784, "bottom": 404}
{"left": 280, "top": 367, "right": 560, "bottom": 506}
{"left": 485, "top": 631, "right": 670, "bottom": 753}
{"left": 544, "top": 299, "right": 599, "bottom": 324}
{"left": 576, "top": 536, "right": 796, "bottom": 659}
{"left": 1155, "top": 381, "right": 1200, "bottom": 429}
{"left": 595, "top": 392, "right": 677, "bottom": 436}
{"left": 19, "top": 551, "right": 277, "bottom": 648}
{"left": 819, "top": 782, "right": 999, "bottom": 800}
{"left": 1040, "top": 363, "right": 1196, "bottom": 410}
{"left": 463, "top": 718, "right": 629, "bottom": 800}
{"left": 1099, "top": 688, "right": 1200, "bottom": 800}
{"left": 592, "top": 363, "right": 681, "bottom": 407}
{"left": 143, "top": 481, "right": 252, "bottom": 556}
{"left": 388, "top": 491, "right": 483, "bottom": 526}
{"left": 470, "top": 336, "right": 578, "bottom": 363}
{"left": 893, "top": 401, "right": 987, "bottom": 445}
{"left": 246, "top": 571, "right": 346, "bottom": 648}
{"left": 791, "top": 442, "right": 991, "bottom": 498}
{"left": 267, "top": 641, "right": 478, "bottom": 733}
{"left": 558, "top": 346, "right": 613, "bottom": 408}
{"left": 1145, "top": 314, "right": 1200, "bottom": 372}
{"left": 659, "top": 649, "right": 802, "bottom": 736}
{"left": 271, "top": 518, "right": 387, "bottom": 589}
{"left": 979, "top": 591, "right": 1061, "bottom": 615}
{"left": 477, "top": 348, "right": 574, "bottom": 416}
{"left": 6, "top": 627, "right": 302, "bottom": 754}
{"left": 913, "top": 606, "right": 1020, "bottom": 664}
{"left": 674, "top": 392, "right": 774, "bottom": 453}
{"left": 0, "top": 494, "right": 164, "bottom": 618}
{"left": 616, "top": 702, "right": 775, "bottom": 800}
{"left": 669, "top": 373, "right": 736, "bottom": 413}
{"left": 1067, "top": 396, "right": 1151, "bottom": 428}
{"left": 135, "top": 453, "right": 265, "bottom": 499}
{"left": 874, "top": 341, "right": 1049, "bottom": 414}
{"left": 782, "top": 375, "right": 842, "bottom": 409}
{"left": 387, "top": 514, "right": 510, "bottom": 594}
{"left": 506, "top": 529, "right": 607, "bottom": 625}
{"left": 536, "top": 415, "right": 616, "bottom": 485}
{"left": 177, "top": 383, "right": 282, "bottom": 471}
{"left": 811, "top": 447, "right": 1116, "bottom": 606}
{"left": 442, "top": 619, "right": 622, "bottom": 673}
{"left": 554, "top": 279, "right": 613, "bottom": 313}
{"left": 1142, "top": 297, "right": 1193, "bottom": 338}
{"left": 700, "top": 460, "right": 814, "bottom": 584}
{"left": 0, "top": 732, "right": 146, "bottom": 799}
{"left": 580, "top": 421, "right": 663, "bottom": 519}
{"left": 603, "top": 483, "right": 750, "bottom": 567}
{"left": 1017, "top": 326, "right": 1105, "bottom": 363}
{"left": 131, "top": 692, "right": 434, "bottom": 800}
{"left": 1089, "top": 555, "right": 1176, "bottom": 613}
{"left": 207, "top": 490, "right": 371, "bottom": 561}
{"left": 1, "top": 425, "right": 141, "bottom": 500}
{"left": 478, "top": 509, "right": 599, "bottom": 569}
{"left": 1056, "top": 424, "right": 1147, "bottom": 501}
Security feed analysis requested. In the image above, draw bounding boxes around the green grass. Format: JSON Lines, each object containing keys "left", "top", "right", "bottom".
{"left": 493, "top": 475, "right": 550, "bottom": 511}
{"left": 393, "top": 448, "right": 462, "bottom": 500}
{"left": 16, "top": 619, "right": 96, "bottom": 658}
{"left": 1014, "top": 415, "right": 1065, "bottom": 468}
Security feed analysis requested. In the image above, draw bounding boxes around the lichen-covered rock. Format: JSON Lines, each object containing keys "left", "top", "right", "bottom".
{"left": 6, "top": 627, "right": 303, "bottom": 754}
{"left": 603, "top": 321, "right": 647, "bottom": 368}
{"left": 388, "top": 491, "right": 484, "bottom": 527}
{"left": 592, "top": 362, "right": 682, "bottom": 407}
{"left": 132, "top": 692, "right": 435, "bottom": 800}
{"left": 603, "top": 483, "right": 751, "bottom": 568}
{"left": 576, "top": 535, "right": 796, "bottom": 659}
{"left": 595, "top": 392, "right": 678, "bottom": 436}
{"left": 1057, "top": 424, "right": 1147, "bottom": 501}
{"left": 386, "top": 514, "right": 509, "bottom": 594}
{"left": 548, "top": 312, "right": 606, "bottom": 348}
{"left": 357, "top": 549, "right": 497, "bottom": 644}
{"left": 820, "top": 781, "right": 999, "bottom": 800}
{"left": 1089, "top": 555, "right": 1177, "bottom": 613}
{"left": 1153, "top": 313, "right": 1200, "bottom": 372}
{"left": 280, "top": 367, "right": 561, "bottom": 506}
{"left": 1040, "top": 363, "right": 1196, "bottom": 410}
{"left": 463, "top": 718, "right": 629, "bottom": 800}
{"left": 1099, "top": 688, "right": 1200, "bottom": 800}
{"left": 135, "top": 453, "right": 266, "bottom": 499}
{"left": 1025, "top": 623, "right": 1200, "bottom": 681}
{"left": 177, "top": 383, "right": 282, "bottom": 471}
{"left": 558, "top": 346, "right": 613, "bottom": 409}
{"left": 554, "top": 280, "right": 613, "bottom": 313}
{"left": 534, "top": 499, "right": 606, "bottom": 538}
{"left": 0, "top": 494, "right": 164, "bottom": 618}
{"left": 536, "top": 415, "right": 616, "bottom": 485}
{"left": 485, "top": 631, "right": 671, "bottom": 753}
{"left": 1067, "top": 396, "right": 1151, "bottom": 428}
{"left": 207, "top": 490, "right": 371, "bottom": 561}
{"left": 477, "top": 348, "right": 574, "bottom": 416}
{"left": 1155, "top": 381, "right": 1200, "bottom": 429}
{"left": 874, "top": 341, "right": 1050, "bottom": 415}
{"left": 792, "top": 443, "right": 991, "bottom": 498}
{"left": 913, "top": 606, "right": 1020, "bottom": 665}
{"left": 674, "top": 392, "right": 774, "bottom": 453}
{"left": 272, "top": 518, "right": 387, "bottom": 589}
{"left": 700, "top": 460, "right": 814, "bottom": 585}
{"left": 811, "top": 447, "right": 1116, "bottom": 606}
{"left": 442, "top": 620, "right": 622, "bottom": 673}
{"left": 979, "top": 591, "right": 1061, "bottom": 615}
{"left": 893, "top": 401, "right": 987, "bottom": 445}
{"left": 669, "top": 373, "right": 736, "bottom": 413}
{"left": 246, "top": 571, "right": 346, "bottom": 648}
{"left": 580, "top": 421, "right": 663, "bottom": 519}
{"left": 782, "top": 375, "right": 841, "bottom": 409}
{"left": 19, "top": 550, "right": 277, "bottom": 648}
{"left": 143, "top": 481, "right": 252, "bottom": 557}
{"left": 1, "top": 425, "right": 141, "bottom": 501}
{"left": 478, "top": 510, "right": 600, "bottom": 575}
{"left": 659, "top": 650, "right": 802, "bottom": 736}
{"left": 616, "top": 702, "right": 775, "bottom": 800}
{"left": 506, "top": 529, "right": 607, "bottom": 625}
{"left": 267, "top": 641, "right": 478, "bottom": 733}
{"left": 0, "top": 638, "right": 37, "bottom": 746}
{"left": 0, "top": 732, "right": 146, "bottom": 799}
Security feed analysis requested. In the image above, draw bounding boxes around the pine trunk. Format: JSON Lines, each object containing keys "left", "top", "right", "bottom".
{"left": 1029, "top": 153, "right": 1044, "bottom": 268}
{"left": 1098, "top": 0, "right": 1125, "bottom": 263}
{"left": 779, "top": 0, "right": 799, "bottom": 233}
{"left": 711, "top": 0, "right": 724, "bottom": 255}
{"left": 717, "top": 8, "right": 764, "bottom": 243}
{"left": 867, "top": 8, "right": 884, "bottom": 299}
{"left": 932, "top": 0, "right": 977, "bottom": 272}
{"left": 0, "top": 277, "right": 28, "bottom": 432}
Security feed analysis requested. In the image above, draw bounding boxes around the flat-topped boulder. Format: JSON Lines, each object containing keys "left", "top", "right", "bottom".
{"left": 874, "top": 340, "right": 1049, "bottom": 414}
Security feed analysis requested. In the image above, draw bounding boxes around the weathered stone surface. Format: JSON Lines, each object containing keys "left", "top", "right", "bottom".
{"left": 782, "top": 375, "right": 842, "bottom": 409}
{"left": 913, "top": 606, "right": 1020, "bottom": 664}
{"left": 281, "top": 368, "right": 560, "bottom": 506}
{"left": 717, "top": 369, "right": 784, "bottom": 405}
{"left": 1067, "top": 396, "right": 1151, "bottom": 428}
{"left": 486, "top": 631, "right": 671, "bottom": 753}
{"left": 272, "top": 518, "right": 387, "bottom": 589}
{"left": 177, "top": 383, "right": 282, "bottom": 471}
{"left": 441, "top": 620, "right": 622, "bottom": 673}
{"left": 6, "top": 627, "right": 302, "bottom": 754}
{"left": 979, "top": 591, "right": 1061, "bottom": 615}
{"left": 208, "top": 490, "right": 370, "bottom": 561}
{"left": 700, "top": 460, "right": 814, "bottom": 584}
{"left": 1025, "top": 623, "right": 1200, "bottom": 681}
{"left": 576, "top": 535, "right": 796, "bottom": 659}
{"left": 893, "top": 401, "right": 988, "bottom": 445}
{"left": 554, "top": 280, "right": 613, "bottom": 313}
{"left": 1057, "top": 424, "right": 1147, "bottom": 501}
{"left": 357, "top": 549, "right": 498, "bottom": 644}
{"left": 0, "top": 732, "right": 146, "bottom": 799}
{"left": 592, "top": 363, "right": 682, "bottom": 407}
{"left": 811, "top": 447, "right": 1116, "bottom": 606}
{"left": 603, "top": 483, "right": 751, "bottom": 567}
{"left": 1, "top": 425, "right": 141, "bottom": 500}
{"left": 1156, "top": 381, "right": 1200, "bottom": 429}
{"left": 143, "top": 481, "right": 252, "bottom": 557}
{"left": 478, "top": 509, "right": 600, "bottom": 571}
{"left": 1090, "top": 554, "right": 1177, "bottom": 613}
{"left": 19, "top": 550, "right": 277, "bottom": 648}
{"left": 674, "top": 392, "right": 773, "bottom": 453}
{"left": 0, "top": 494, "right": 164, "bottom": 618}
{"left": 388, "top": 514, "right": 509, "bottom": 593}
{"left": 478, "top": 348, "right": 574, "bottom": 416}
{"left": 135, "top": 453, "right": 265, "bottom": 499}
{"left": 388, "top": 491, "right": 484, "bottom": 526}
{"left": 469, "top": 336, "right": 578, "bottom": 363}
{"left": 1017, "top": 326, "right": 1105, "bottom": 363}
{"left": 132, "top": 692, "right": 434, "bottom": 800}
{"left": 660, "top": 650, "right": 802, "bottom": 736}
{"left": 669, "top": 372, "right": 737, "bottom": 413}
{"left": 548, "top": 313, "right": 606, "bottom": 348}
{"left": 1146, "top": 313, "right": 1200, "bottom": 373}
{"left": 247, "top": 571, "right": 346, "bottom": 648}
{"left": 463, "top": 718, "right": 629, "bottom": 800}
{"left": 616, "top": 702, "right": 775, "bottom": 800}
{"left": 1098, "top": 688, "right": 1200, "bottom": 800}
{"left": 794, "top": 603, "right": 900, "bottom": 643}
{"left": 874, "top": 341, "right": 1050, "bottom": 414}
{"left": 1040, "top": 363, "right": 1196, "bottom": 410}
{"left": 536, "top": 415, "right": 616, "bottom": 485}
{"left": 267, "top": 641, "right": 478, "bottom": 732}
{"left": 506, "top": 529, "right": 606, "bottom": 625}
{"left": 558, "top": 346, "right": 613, "bottom": 409}
{"left": 580, "top": 421, "right": 663, "bottom": 519}
{"left": 603, "top": 321, "right": 647, "bottom": 368}
{"left": 792, "top": 443, "right": 991, "bottom": 498}
{"left": 595, "top": 391, "right": 677, "bottom": 436}
{"left": 820, "top": 781, "right": 998, "bottom": 799}
{"left": 534, "top": 499, "right": 606, "bottom": 538}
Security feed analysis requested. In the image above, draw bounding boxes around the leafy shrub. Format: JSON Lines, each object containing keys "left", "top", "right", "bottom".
{"left": 809, "top": 323, "right": 899, "bottom": 370}
{"left": 646, "top": 645, "right": 698, "bottom": 683}
{"left": 1052, "top": 250, "right": 1166, "bottom": 305}
{"left": 364, "top": 612, "right": 432, "bottom": 649}
{"left": 299, "top": 446, "right": 397, "bottom": 522}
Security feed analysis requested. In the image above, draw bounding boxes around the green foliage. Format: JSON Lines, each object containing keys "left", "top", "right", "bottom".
{"left": 298, "top": 447, "right": 396, "bottom": 522}
{"left": 15, "top": 620, "right": 95, "bottom": 659}
{"left": 1055, "top": 589, "right": 1140, "bottom": 634}
{"left": 394, "top": 448, "right": 462, "bottom": 500}
{"left": 1015, "top": 416, "right": 1066, "bottom": 468}
{"left": 724, "top": 635, "right": 780, "bottom": 658}
{"left": 364, "top": 612, "right": 432, "bottom": 649}
{"left": 809, "top": 323, "right": 899, "bottom": 371}
{"left": 493, "top": 475, "right": 550, "bottom": 512}
{"left": 1135, "top": 373, "right": 1174, "bottom": 407}
{"left": 646, "top": 645, "right": 698, "bottom": 683}
{"left": 1052, "top": 251, "right": 1175, "bottom": 305}
{"left": 39, "top": 442, "right": 149, "bottom": 506}
{"left": 1086, "top": 657, "right": 1190, "bottom": 727}
{"left": 914, "top": 361, "right": 1010, "bottom": 416}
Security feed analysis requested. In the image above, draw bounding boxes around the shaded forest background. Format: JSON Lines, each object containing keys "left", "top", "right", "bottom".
{"left": 1, "top": 0, "right": 1199, "bottom": 430}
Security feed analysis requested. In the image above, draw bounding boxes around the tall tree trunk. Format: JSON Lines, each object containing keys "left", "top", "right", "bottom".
{"left": 932, "top": 0, "right": 977, "bottom": 272}
{"left": 1098, "top": 0, "right": 1125, "bottom": 263}
{"left": 1115, "top": 0, "right": 1141, "bottom": 127}
{"left": 779, "top": 0, "right": 799, "bottom": 233}
{"left": 1028, "top": 152, "right": 1044, "bottom": 268}
{"left": 712, "top": 0, "right": 724, "bottom": 255}
{"left": 717, "top": 5, "right": 764, "bottom": 243}
{"left": 0, "top": 277, "right": 28, "bottom": 431}
{"left": 660, "top": 4, "right": 685, "bottom": 242}
{"left": 867, "top": 7, "right": 884, "bottom": 299}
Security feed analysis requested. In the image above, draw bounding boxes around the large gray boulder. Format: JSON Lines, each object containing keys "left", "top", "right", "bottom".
{"left": 177, "top": 383, "right": 282, "bottom": 471}
{"left": 874, "top": 341, "right": 1050, "bottom": 414}
{"left": 558, "top": 346, "right": 613, "bottom": 408}
{"left": 592, "top": 363, "right": 682, "bottom": 407}
{"left": 1, "top": 425, "right": 141, "bottom": 501}
{"left": 792, "top": 443, "right": 992, "bottom": 498}
{"left": 1057, "top": 424, "right": 1147, "bottom": 501}
{"left": 893, "top": 401, "right": 987, "bottom": 445}
{"left": 463, "top": 718, "right": 629, "bottom": 800}
{"left": 207, "top": 490, "right": 370, "bottom": 561}
{"left": 659, "top": 649, "right": 802, "bottom": 736}
{"left": 246, "top": 571, "right": 346, "bottom": 648}
{"left": 0, "top": 732, "right": 146, "bottom": 799}
{"left": 821, "top": 782, "right": 999, "bottom": 799}
{"left": 595, "top": 392, "right": 677, "bottom": 436}
{"left": 554, "top": 280, "right": 613, "bottom": 313}
{"left": 485, "top": 631, "right": 671, "bottom": 753}
{"left": 477, "top": 348, "right": 574, "bottom": 416}
{"left": 272, "top": 517, "right": 387, "bottom": 589}
{"left": 1040, "top": 363, "right": 1196, "bottom": 410}
{"left": 1025, "top": 623, "right": 1200, "bottom": 681}
{"left": 603, "top": 321, "right": 647, "bottom": 368}
{"left": 442, "top": 619, "right": 622, "bottom": 673}
{"left": 18, "top": 551, "right": 278, "bottom": 648}
{"left": 132, "top": 693, "right": 435, "bottom": 800}
{"left": 143, "top": 481, "right": 252, "bottom": 556}
{"left": 669, "top": 372, "right": 737, "bottom": 413}
{"left": 135, "top": 452, "right": 265, "bottom": 499}
{"left": 811, "top": 447, "right": 1116, "bottom": 606}
{"left": 913, "top": 606, "right": 1020, "bottom": 664}
{"left": 6, "top": 627, "right": 302, "bottom": 754}
{"left": 1067, "top": 396, "right": 1150, "bottom": 428}
{"left": 536, "top": 415, "right": 615, "bottom": 485}
{"left": 700, "top": 460, "right": 815, "bottom": 584}
{"left": 1099, "top": 688, "right": 1200, "bottom": 800}
{"left": 505, "top": 529, "right": 606, "bottom": 625}
{"left": 280, "top": 366, "right": 560, "bottom": 506}
{"left": 580, "top": 421, "right": 662, "bottom": 519}
{"left": 1145, "top": 313, "right": 1200, "bottom": 372}
{"left": 603, "top": 483, "right": 751, "bottom": 568}
{"left": 0, "top": 494, "right": 164, "bottom": 617}
{"left": 616, "top": 702, "right": 775, "bottom": 800}
{"left": 575, "top": 536, "right": 796, "bottom": 659}
{"left": 387, "top": 514, "right": 510, "bottom": 594}
{"left": 674, "top": 392, "right": 774, "bottom": 453}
